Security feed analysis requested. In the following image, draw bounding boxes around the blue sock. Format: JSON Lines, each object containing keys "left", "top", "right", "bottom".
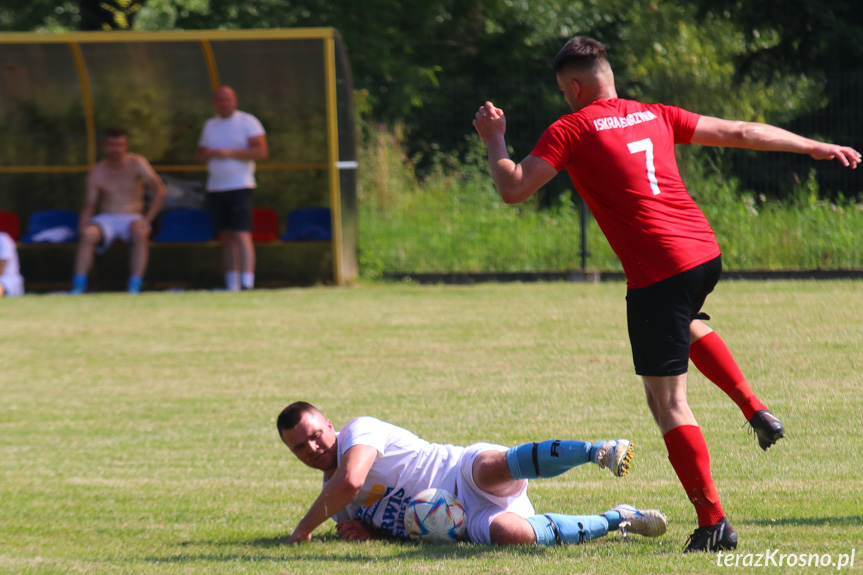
{"left": 602, "top": 510, "right": 623, "bottom": 531}
{"left": 527, "top": 514, "right": 609, "bottom": 546}
{"left": 70, "top": 274, "right": 87, "bottom": 294}
{"left": 127, "top": 276, "right": 142, "bottom": 294}
{"left": 506, "top": 440, "right": 591, "bottom": 480}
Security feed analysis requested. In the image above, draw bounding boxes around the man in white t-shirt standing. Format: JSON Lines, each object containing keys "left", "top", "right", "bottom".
{"left": 0, "top": 231, "right": 24, "bottom": 297}
{"left": 197, "top": 86, "right": 268, "bottom": 291}
{"left": 277, "top": 401, "right": 668, "bottom": 546}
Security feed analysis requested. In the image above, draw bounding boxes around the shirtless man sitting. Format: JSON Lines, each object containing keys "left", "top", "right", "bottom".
{"left": 71, "top": 127, "right": 166, "bottom": 294}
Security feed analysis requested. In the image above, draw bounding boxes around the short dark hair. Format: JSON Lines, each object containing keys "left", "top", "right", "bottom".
{"left": 276, "top": 401, "right": 320, "bottom": 434}
{"left": 552, "top": 37, "right": 608, "bottom": 75}
{"left": 102, "top": 126, "right": 128, "bottom": 140}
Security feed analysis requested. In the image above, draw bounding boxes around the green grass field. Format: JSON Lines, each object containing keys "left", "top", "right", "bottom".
{"left": 1, "top": 280, "right": 861, "bottom": 574}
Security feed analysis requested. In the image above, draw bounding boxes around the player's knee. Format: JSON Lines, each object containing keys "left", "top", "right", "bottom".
{"left": 130, "top": 221, "right": 150, "bottom": 242}
{"left": 656, "top": 392, "right": 689, "bottom": 413}
{"left": 489, "top": 514, "right": 537, "bottom": 546}
{"left": 80, "top": 225, "right": 101, "bottom": 246}
{"left": 472, "top": 450, "right": 504, "bottom": 478}
{"left": 472, "top": 450, "right": 523, "bottom": 497}
{"left": 689, "top": 319, "right": 713, "bottom": 342}
{"left": 643, "top": 378, "right": 688, "bottom": 410}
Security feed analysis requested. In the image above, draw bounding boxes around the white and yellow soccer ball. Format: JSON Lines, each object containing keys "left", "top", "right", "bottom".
{"left": 403, "top": 488, "right": 467, "bottom": 543}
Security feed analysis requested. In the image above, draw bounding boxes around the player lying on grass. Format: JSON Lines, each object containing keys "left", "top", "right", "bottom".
{"left": 277, "top": 401, "right": 667, "bottom": 545}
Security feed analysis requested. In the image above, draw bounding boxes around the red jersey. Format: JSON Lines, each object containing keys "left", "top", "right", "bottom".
{"left": 530, "top": 98, "right": 720, "bottom": 289}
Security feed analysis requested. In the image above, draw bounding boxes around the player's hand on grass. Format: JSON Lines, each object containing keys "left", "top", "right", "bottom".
{"left": 288, "top": 526, "right": 313, "bottom": 544}
{"left": 336, "top": 520, "right": 372, "bottom": 542}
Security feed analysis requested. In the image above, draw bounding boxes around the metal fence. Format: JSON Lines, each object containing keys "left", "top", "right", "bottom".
{"left": 377, "top": 70, "right": 863, "bottom": 276}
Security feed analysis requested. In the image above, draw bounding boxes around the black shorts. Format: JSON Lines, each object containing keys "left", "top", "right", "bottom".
{"left": 207, "top": 188, "right": 254, "bottom": 232}
{"left": 626, "top": 256, "right": 722, "bottom": 377}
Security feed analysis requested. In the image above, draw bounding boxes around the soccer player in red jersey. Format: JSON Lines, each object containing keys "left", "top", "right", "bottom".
{"left": 473, "top": 36, "right": 861, "bottom": 553}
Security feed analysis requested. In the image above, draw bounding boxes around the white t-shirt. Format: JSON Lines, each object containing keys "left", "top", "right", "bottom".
{"left": 0, "top": 232, "right": 24, "bottom": 296}
{"left": 327, "top": 417, "right": 464, "bottom": 537}
{"left": 198, "top": 110, "right": 266, "bottom": 192}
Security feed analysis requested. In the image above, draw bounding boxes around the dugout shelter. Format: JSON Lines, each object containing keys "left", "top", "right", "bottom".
{"left": 0, "top": 28, "right": 357, "bottom": 290}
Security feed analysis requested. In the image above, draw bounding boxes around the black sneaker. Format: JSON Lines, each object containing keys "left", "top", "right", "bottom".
{"left": 684, "top": 517, "right": 738, "bottom": 553}
{"left": 747, "top": 409, "right": 785, "bottom": 451}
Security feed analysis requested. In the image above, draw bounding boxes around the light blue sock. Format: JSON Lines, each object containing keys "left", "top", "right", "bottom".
{"left": 127, "top": 276, "right": 142, "bottom": 294}
{"left": 70, "top": 274, "right": 87, "bottom": 295}
{"left": 527, "top": 514, "right": 609, "bottom": 546}
{"left": 602, "top": 510, "right": 623, "bottom": 531}
{"left": 506, "top": 440, "right": 592, "bottom": 480}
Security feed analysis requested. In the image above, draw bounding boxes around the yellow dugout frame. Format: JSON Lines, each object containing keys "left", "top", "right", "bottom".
{"left": 0, "top": 28, "right": 358, "bottom": 286}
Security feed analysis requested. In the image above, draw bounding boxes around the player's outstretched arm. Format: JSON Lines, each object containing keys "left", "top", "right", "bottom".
{"left": 288, "top": 444, "right": 377, "bottom": 543}
{"left": 692, "top": 116, "right": 861, "bottom": 169}
{"left": 473, "top": 101, "right": 558, "bottom": 204}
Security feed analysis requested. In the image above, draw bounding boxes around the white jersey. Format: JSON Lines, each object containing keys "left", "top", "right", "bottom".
{"left": 198, "top": 110, "right": 265, "bottom": 192}
{"left": 0, "top": 232, "right": 24, "bottom": 296}
{"left": 327, "top": 417, "right": 464, "bottom": 537}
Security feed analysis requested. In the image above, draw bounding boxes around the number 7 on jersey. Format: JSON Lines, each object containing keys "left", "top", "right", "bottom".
{"left": 627, "top": 138, "right": 661, "bottom": 196}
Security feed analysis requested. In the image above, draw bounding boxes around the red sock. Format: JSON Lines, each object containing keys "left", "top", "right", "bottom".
{"left": 690, "top": 331, "right": 766, "bottom": 420}
{"left": 663, "top": 425, "right": 725, "bottom": 526}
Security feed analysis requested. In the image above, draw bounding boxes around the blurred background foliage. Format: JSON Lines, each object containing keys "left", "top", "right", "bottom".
{"left": 2, "top": 0, "right": 861, "bottom": 201}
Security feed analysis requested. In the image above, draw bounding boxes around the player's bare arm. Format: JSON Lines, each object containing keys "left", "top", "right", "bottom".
{"left": 473, "top": 101, "right": 558, "bottom": 204}
{"left": 692, "top": 116, "right": 861, "bottom": 169}
{"left": 289, "top": 444, "right": 377, "bottom": 544}
{"left": 241, "top": 134, "right": 268, "bottom": 161}
{"left": 134, "top": 156, "right": 167, "bottom": 224}
{"left": 79, "top": 169, "right": 102, "bottom": 231}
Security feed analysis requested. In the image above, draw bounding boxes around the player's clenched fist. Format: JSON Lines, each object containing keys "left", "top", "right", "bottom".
{"left": 473, "top": 101, "right": 506, "bottom": 142}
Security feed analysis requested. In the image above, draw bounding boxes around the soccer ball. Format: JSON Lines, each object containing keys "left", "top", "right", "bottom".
{"left": 404, "top": 488, "right": 467, "bottom": 543}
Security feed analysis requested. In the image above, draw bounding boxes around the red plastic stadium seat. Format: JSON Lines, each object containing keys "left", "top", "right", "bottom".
{"left": 252, "top": 207, "right": 279, "bottom": 242}
{"left": 0, "top": 211, "right": 21, "bottom": 241}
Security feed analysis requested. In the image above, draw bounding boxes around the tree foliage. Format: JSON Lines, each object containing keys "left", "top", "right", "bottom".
{"left": 2, "top": 0, "right": 861, "bottom": 197}
{"left": 694, "top": 0, "right": 863, "bottom": 77}
{"left": 4, "top": 0, "right": 858, "bottom": 126}
{"left": 0, "top": 0, "right": 145, "bottom": 30}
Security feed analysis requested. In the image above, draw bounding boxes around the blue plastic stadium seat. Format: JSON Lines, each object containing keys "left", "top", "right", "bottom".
{"left": 281, "top": 207, "right": 332, "bottom": 241}
{"left": 153, "top": 208, "right": 215, "bottom": 242}
{"left": 21, "top": 209, "right": 79, "bottom": 243}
